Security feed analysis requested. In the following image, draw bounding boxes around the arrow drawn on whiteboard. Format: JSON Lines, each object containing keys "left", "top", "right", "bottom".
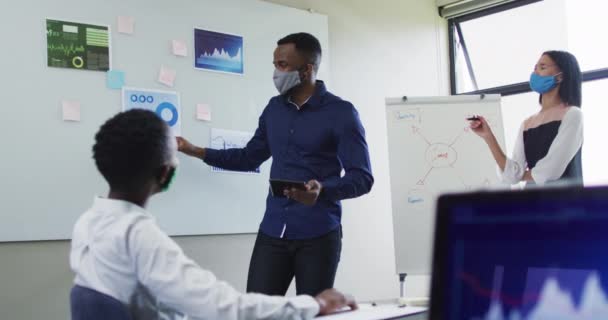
{"left": 418, "top": 167, "right": 433, "bottom": 185}
{"left": 412, "top": 125, "right": 431, "bottom": 146}
{"left": 449, "top": 129, "right": 465, "bottom": 147}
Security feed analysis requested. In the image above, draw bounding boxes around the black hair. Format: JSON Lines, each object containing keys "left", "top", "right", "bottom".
{"left": 542, "top": 50, "right": 582, "bottom": 107}
{"left": 277, "top": 32, "right": 322, "bottom": 72}
{"left": 93, "top": 109, "right": 171, "bottom": 191}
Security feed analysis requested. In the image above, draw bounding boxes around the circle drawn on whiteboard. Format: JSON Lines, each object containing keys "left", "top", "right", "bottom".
{"left": 425, "top": 143, "right": 457, "bottom": 168}
{"left": 156, "top": 102, "right": 178, "bottom": 127}
{"left": 147, "top": 96, "right": 154, "bottom": 103}
{"left": 130, "top": 94, "right": 138, "bottom": 102}
{"left": 72, "top": 56, "right": 84, "bottom": 68}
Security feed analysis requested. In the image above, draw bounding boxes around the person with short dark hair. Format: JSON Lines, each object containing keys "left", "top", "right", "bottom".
{"left": 178, "top": 32, "right": 374, "bottom": 296}
{"left": 469, "top": 50, "right": 583, "bottom": 186}
{"left": 70, "top": 109, "right": 357, "bottom": 319}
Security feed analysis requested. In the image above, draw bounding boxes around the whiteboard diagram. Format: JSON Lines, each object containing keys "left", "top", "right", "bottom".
{"left": 386, "top": 95, "right": 506, "bottom": 275}
{"left": 390, "top": 103, "right": 503, "bottom": 207}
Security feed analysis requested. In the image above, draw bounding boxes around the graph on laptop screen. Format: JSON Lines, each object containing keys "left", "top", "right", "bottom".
{"left": 435, "top": 188, "right": 608, "bottom": 320}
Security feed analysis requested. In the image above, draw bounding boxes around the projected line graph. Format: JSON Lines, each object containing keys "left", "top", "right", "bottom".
{"left": 459, "top": 270, "right": 543, "bottom": 308}
{"left": 210, "top": 129, "right": 260, "bottom": 174}
{"left": 47, "top": 43, "right": 86, "bottom": 56}
{"left": 194, "top": 28, "right": 243, "bottom": 74}
{"left": 462, "top": 267, "right": 608, "bottom": 320}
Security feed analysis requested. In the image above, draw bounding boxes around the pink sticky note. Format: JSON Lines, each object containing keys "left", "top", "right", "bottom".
{"left": 172, "top": 40, "right": 188, "bottom": 57}
{"left": 196, "top": 104, "right": 211, "bottom": 121}
{"left": 158, "top": 65, "right": 176, "bottom": 87}
{"left": 62, "top": 100, "right": 81, "bottom": 122}
{"left": 117, "top": 16, "right": 135, "bottom": 34}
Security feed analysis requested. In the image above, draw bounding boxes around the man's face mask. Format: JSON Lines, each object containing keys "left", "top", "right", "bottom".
{"left": 273, "top": 65, "right": 306, "bottom": 94}
{"left": 529, "top": 72, "right": 562, "bottom": 94}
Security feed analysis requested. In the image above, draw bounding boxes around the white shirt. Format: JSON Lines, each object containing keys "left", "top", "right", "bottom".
{"left": 70, "top": 197, "right": 319, "bottom": 320}
{"left": 500, "top": 107, "right": 583, "bottom": 185}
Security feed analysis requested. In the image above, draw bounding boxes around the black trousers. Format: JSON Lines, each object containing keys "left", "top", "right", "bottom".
{"left": 246, "top": 227, "right": 342, "bottom": 296}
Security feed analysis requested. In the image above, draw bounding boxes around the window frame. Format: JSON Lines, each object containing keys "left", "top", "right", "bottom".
{"left": 448, "top": 0, "right": 608, "bottom": 96}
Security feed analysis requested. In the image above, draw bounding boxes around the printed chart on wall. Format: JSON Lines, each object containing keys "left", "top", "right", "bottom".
{"left": 122, "top": 87, "right": 181, "bottom": 136}
{"left": 46, "top": 19, "right": 110, "bottom": 71}
{"left": 194, "top": 28, "right": 243, "bottom": 75}
{"left": 386, "top": 95, "right": 506, "bottom": 275}
{"left": 210, "top": 128, "right": 259, "bottom": 174}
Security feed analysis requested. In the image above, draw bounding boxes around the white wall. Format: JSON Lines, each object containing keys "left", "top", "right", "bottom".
{"left": 0, "top": 0, "right": 448, "bottom": 318}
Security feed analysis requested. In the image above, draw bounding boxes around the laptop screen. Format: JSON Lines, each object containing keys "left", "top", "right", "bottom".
{"left": 429, "top": 186, "right": 608, "bottom": 320}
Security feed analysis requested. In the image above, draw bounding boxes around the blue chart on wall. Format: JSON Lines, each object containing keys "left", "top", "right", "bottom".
{"left": 122, "top": 87, "right": 181, "bottom": 136}
{"left": 194, "top": 28, "right": 243, "bottom": 75}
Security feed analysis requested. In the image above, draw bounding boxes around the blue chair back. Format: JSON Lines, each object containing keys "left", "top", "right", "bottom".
{"left": 70, "top": 285, "right": 132, "bottom": 320}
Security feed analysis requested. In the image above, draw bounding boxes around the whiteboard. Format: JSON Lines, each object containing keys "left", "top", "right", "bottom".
{"left": 0, "top": 0, "right": 329, "bottom": 241}
{"left": 385, "top": 95, "right": 506, "bottom": 275}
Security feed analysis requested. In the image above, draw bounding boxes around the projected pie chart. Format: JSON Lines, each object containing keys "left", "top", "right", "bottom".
{"left": 156, "top": 102, "right": 178, "bottom": 127}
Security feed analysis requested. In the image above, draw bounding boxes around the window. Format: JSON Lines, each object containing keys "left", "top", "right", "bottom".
{"left": 449, "top": 0, "right": 608, "bottom": 184}
{"left": 581, "top": 79, "right": 608, "bottom": 185}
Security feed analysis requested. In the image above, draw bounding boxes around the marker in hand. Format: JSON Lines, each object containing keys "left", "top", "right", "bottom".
{"left": 467, "top": 116, "right": 480, "bottom": 121}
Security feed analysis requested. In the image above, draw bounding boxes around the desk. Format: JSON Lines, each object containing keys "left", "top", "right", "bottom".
{"left": 318, "top": 303, "right": 427, "bottom": 320}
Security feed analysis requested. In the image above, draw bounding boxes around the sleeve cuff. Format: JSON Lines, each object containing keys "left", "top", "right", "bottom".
{"left": 500, "top": 158, "right": 524, "bottom": 185}
{"left": 320, "top": 179, "right": 340, "bottom": 201}
{"left": 289, "top": 295, "right": 320, "bottom": 318}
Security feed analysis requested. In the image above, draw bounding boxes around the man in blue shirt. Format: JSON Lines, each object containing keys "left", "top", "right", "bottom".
{"left": 177, "top": 33, "right": 373, "bottom": 296}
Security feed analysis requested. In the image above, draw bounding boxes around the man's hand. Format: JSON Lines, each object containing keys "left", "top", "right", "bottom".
{"left": 315, "top": 288, "right": 358, "bottom": 316}
{"left": 176, "top": 137, "right": 206, "bottom": 160}
{"left": 284, "top": 180, "right": 322, "bottom": 206}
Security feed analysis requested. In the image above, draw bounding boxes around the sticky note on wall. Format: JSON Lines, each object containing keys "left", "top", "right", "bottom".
{"left": 158, "top": 65, "right": 176, "bottom": 87}
{"left": 172, "top": 40, "right": 188, "bottom": 57}
{"left": 117, "top": 16, "right": 135, "bottom": 34}
{"left": 107, "top": 70, "right": 125, "bottom": 89}
{"left": 62, "top": 100, "right": 81, "bottom": 122}
{"left": 196, "top": 103, "right": 211, "bottom": 121}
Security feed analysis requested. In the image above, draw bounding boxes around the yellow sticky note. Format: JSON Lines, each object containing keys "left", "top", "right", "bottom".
{"left": 62, "top": 100, "right": 81, "bottom": 122}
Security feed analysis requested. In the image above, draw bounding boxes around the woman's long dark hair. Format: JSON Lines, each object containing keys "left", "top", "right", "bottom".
{"left": 541, "top": 50, "right": 582, "bottom": 107}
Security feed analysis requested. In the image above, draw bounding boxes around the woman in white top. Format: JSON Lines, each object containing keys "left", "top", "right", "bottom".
{"left": 469, "top": 50, "right": 583, "bottom": 186}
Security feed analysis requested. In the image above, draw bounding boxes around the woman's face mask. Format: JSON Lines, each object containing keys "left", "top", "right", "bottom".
{"left": 529, "top": 72, "right": 562, "bottom": 94}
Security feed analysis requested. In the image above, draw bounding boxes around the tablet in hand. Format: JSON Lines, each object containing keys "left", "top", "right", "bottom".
{"left": 269, "top": 179, "right": 307, "bottom": 197}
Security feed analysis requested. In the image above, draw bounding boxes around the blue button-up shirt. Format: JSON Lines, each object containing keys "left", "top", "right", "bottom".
{"left": 204, "top": 81, "right": 373, "bottom": 239}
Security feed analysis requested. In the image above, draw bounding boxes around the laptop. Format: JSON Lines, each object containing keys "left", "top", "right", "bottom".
{"left": 429, "top": 185, "right": 608, "bottom": 320}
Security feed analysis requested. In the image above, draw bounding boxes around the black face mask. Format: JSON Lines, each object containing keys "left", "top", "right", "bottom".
{"left": 159, "top": 167, "right": 177, "bottom": 192}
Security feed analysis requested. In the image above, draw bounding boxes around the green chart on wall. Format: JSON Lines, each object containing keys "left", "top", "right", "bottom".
{"left": 46, "top": 19, "right": 110, "bottom": 71}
